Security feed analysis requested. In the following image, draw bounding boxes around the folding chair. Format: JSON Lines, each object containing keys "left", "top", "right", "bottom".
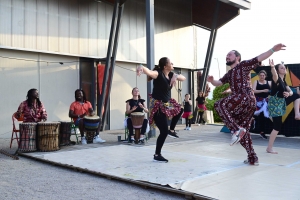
{"left": 124, "top": 113, "right": 129, "bottom": 141}
{"left": 70, "top": 118, "right": 80, "bottom": 144}
{"left": 10, "top": 112, "right": 23, "bottom": 148}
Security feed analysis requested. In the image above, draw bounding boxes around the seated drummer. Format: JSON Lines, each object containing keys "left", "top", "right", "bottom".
{"left": 16, "top": 88, "right": 47, "bottom": 122}
{"left": 69, "top": 89, "right": 105, "bottom": 145}
{"left": 126, "top": 87, "right": 149, "bottom": 144}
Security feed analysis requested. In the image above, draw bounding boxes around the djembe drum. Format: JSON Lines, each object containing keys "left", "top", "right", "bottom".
{"left": 83, "top": 115, "right": 100, "bottom": 131}
{"left": 59, "top": 121, "right": 72, "bottom": 146}
{"left": 86, "top": 131, "right": 96, "bottom": 144}
{"left": 83, "top": 116, "right": 100, "bottom": 143}
{"left": 37, "top": 122, "right": 60, "bottom": 152}
{"left": 130, "top": 112, "right": 145, "bottom": 142}
{"left": 19, "top": 123, "right": 37, "bottom": 152}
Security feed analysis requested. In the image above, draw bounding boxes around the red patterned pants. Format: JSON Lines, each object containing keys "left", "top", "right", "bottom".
{"left": 215, "top": 94, "right": 258, "bottom": 163}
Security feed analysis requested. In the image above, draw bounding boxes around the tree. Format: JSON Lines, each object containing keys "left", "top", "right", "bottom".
{"left": 206, "top": 83, "right": 229, "bottom": 122}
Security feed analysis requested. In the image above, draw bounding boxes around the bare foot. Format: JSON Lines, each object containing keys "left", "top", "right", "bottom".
{"left": 295, "top": 114, "right": 300, "bottom": 120}
{"left": 266, "top": 149, "right": 278, "bottom": 154}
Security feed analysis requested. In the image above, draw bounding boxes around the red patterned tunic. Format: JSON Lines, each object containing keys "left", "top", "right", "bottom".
{"left": 17, "top": 100, "right": 47, "bottom": 122}
{"left": 214, "top": 57, "right": 259, "bottom": 163}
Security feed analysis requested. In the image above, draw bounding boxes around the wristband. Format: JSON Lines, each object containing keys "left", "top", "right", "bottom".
{"left": 270, "top": 48, "right": 275, "bottom": 53}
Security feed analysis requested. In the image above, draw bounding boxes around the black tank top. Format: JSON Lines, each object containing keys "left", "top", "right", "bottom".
{"left": 152, "top": 70, "right": 173, "bottom": 102}
{"left": 183, "top": 100, "right": 191, "bottom": 112}
{"left": 125, "top": 99, "right": 145, "bottom": 117}
{"left": 196, "top": 96, "right": 205, "bottom": 105}
{"left": 255, "top": 80, "right": 270, "bottom": 98}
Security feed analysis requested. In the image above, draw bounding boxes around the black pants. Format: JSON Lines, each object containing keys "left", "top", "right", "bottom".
{"left": 197, "top": 111, "right": 205, "bottom": 124}
{"left": 127, "top": 118, "right": 148, "bottom": 139}
{"left": 185, "top": 118, "right": 191, "bottom": 127}
{"left": 154, "top": 108, "right": 183, "bottom": 155}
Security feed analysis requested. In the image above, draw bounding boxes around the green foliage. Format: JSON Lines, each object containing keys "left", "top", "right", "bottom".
{"left": 207, "top": 83, "right": 230, "bottom": 122}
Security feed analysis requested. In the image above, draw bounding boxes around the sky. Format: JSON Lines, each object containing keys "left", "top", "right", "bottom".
{"left": 197, "top": 0, "right": 300, "bottom": 98}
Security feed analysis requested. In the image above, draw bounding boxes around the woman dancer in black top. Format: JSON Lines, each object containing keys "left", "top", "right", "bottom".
{"left": 196, "top": 91, "right": 207, "bottom": 125}
{"left": 252, "top": 70, "right": 271, "bottom": 139}
{"left": 137, "top": 57, "right": 185, "bottom": 162}
{"left": 125, "top": 87, "right": 149, "bottom": 144}
{"left": 182, "top": 94, "right": 192, "bottom": 130}
{"left": 267, "top": 59, "right": 300, "bottom": 154}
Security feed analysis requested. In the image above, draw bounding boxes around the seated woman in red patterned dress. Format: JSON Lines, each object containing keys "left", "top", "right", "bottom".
{"left": 16, "top": 88, "right": 47, "bottom": 122}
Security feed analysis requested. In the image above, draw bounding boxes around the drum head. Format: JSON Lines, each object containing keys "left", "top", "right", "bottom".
{"left": 131, "top": 112, "right": 144, "bottom": 116}
{"left": 84, "top": 115, "right": 100, "bottom": 120}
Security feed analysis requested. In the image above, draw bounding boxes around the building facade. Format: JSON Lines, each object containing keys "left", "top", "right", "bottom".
{"left": 0, "top": 0, "right": 249, "bottom": 134}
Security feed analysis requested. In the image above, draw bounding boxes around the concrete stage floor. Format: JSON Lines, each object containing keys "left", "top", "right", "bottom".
{"left": 19, "top": 124, "right": 300, "bottom": 200}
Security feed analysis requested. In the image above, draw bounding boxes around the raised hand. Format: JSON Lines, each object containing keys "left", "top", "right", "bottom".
{"left": 136, "top": 64, "right": 144, "bottom": 76}
{"left": 269, "top": 59, "right": 275, "bottom": 68}
{"left": 207, "top": 75, "right": 214, "bottom": 82}
{"left": 272, "top": 43, "right": 286, "bottom": 52}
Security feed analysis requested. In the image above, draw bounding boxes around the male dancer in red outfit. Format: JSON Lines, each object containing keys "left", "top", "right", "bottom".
{"left": 207, "top": 43, "right": 286, "bottom": 165}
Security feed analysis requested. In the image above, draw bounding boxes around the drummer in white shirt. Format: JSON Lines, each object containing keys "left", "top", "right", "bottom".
{"left": 69, "top": 89, "right": 105, "bottom": 144}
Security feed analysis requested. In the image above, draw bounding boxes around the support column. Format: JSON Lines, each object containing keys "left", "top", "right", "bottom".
{"left": 199, "top": 0, "right": 220, "bottom": 92}
{"left": 146, "top": 0, "right": 155, "bottom": 138}
{"left": 101, "top": 2, "right": 125, "bottom": 130}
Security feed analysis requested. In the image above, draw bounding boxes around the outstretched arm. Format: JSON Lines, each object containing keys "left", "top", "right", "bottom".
{"left": 207, "top": 75, "right": 223, "bottom": 86}
{"left": 136, "top": 65, "right": 158, "bottom": 79}
{"left": 269, "top": 59, "right": 278, "bottom": 83}
{"left": 257, "top": 43, "right": 286, "bottom": 62}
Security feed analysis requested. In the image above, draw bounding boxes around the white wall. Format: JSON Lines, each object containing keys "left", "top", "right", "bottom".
{"left": 0, "top": 0, "right": 195, "bottom": 68}
{"left": 110, "top": 61, "right": 148, "bottom": 130}
{"left": 0, "top": 49, "right": 78, "bottom": 138}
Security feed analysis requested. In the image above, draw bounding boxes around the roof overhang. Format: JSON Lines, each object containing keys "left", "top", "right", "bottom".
{"left": 101, "top": 0, "right": 251, "bottom": 31}
{"left": 219, "top": 0, "right": 251, "bottom": 10}
{"left": 192, "top": 0, "right": 251, "bottom": 30}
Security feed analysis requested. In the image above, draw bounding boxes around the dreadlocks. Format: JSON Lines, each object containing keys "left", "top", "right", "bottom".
{"left": 26, "top": 88, "right": 42, "bottom": 108}
{"left": 75, "top": 89, "right": 87, "bottom": 102}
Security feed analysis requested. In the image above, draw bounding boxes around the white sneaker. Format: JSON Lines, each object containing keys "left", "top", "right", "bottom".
{"left": 93, "top": 135, "right": 106, "bottom": 143}
{"left": 198, "top": 124, "right": 200, "bottom": 126}
{"left": 81, "top": 136, "right": 87, "bottom": 145}
{"left": 188, "top": 127, "right": 191, "bottom": 131}
{"left": 230, "top": 128, "right": 246, "bottom": 146}
{"left": 184, "top": 127, "right": 188, "bottom": 130}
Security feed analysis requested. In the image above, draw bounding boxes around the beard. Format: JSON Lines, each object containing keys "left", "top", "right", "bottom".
{"left": 226, "top": 60, "right": 235, "bottom": 66}
{"left": 76, "top": 97, "right": 82, "bottom": 101}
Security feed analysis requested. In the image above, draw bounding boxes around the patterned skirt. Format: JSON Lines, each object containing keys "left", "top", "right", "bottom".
{"left": 197, "top": 104, "right": 207, "bottom": 112}
{"left": 148, "top": 94, "right": 182, "bottom": 127}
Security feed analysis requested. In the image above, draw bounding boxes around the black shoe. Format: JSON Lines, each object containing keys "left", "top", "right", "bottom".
{"left": 153, "top": 154, "right": 168, "bottom": 163}
{"left": 168, "top": 130, "right": 179, "bottom": 138}
{"left": 138, "top": 139, "right": 145, "bottom": 145}
{"left": 259, "top": 133, "right": 267, "bottom": 139}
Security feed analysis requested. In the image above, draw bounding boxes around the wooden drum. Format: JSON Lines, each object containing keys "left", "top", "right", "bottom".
{"left": 19, "top": 123, "right": 37, "bottom": 152}
{"left": 130, "top": 112, "right": 145, "bottom": 142}
{"left": 37, "top": 122, "right": 60, "bottom": 152}
{"left": 130, "top": 112, "right": 145, "bottom": 128}
{"left": 59, "top": 121, "right": 72, "bottom": 146}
